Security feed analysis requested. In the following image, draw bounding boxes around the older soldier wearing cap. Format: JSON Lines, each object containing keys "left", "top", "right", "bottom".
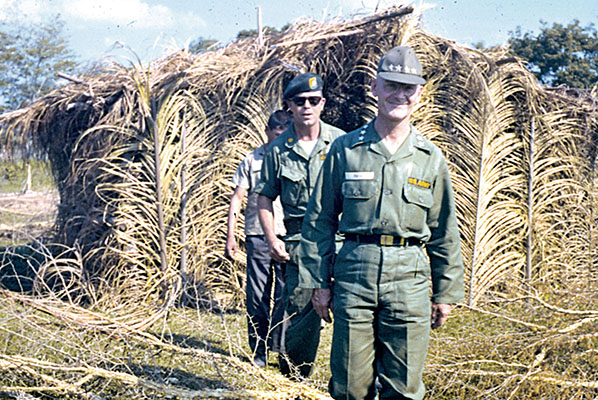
{"left": 299, "top": 46, "right": 464, "bottom": 399}
{"left": 256, "top": 72, "right": 345, "bottom": 378}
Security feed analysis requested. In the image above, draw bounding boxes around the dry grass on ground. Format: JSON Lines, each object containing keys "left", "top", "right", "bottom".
{"left": 0, "top": 190, "right": 58, "bottom": 246}
{"left": 0, "top": 282, "right": 596, "bottom": 399}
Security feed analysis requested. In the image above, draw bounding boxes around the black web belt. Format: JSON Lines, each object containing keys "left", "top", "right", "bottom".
{"left": 345, "top": 233, "right": 423, "bottom": 247}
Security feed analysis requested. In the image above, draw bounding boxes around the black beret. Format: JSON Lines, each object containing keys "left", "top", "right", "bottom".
{"left": 283, "top": 72, "right": 323, "bottom": 99}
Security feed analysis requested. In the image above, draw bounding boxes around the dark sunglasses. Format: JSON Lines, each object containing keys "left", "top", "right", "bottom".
{"left": 290, "top": 96, "right": 322, "bottom": 107}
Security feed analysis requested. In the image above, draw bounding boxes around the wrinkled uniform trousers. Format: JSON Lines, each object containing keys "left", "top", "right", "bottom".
{"left": 245, "top": 235, "right": 285, "bottom": 358}
{"left": 330, "top": 241, "right": 431, "bottom": 400}
{"left": 278, "top": 239, "right": 322, "bottom": 378}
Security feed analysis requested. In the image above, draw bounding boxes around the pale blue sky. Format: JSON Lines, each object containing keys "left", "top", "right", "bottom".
{"left": 1, "top": 0, "right": 596, "bottom": 63}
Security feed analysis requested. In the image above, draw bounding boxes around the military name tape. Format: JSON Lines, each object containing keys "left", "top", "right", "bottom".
{"left": 345, "top": 171, "right": 375, "bottom": 180}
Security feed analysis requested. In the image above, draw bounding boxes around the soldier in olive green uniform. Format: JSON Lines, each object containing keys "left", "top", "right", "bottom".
{"left": 299, "top": 47, "right": 464, "bottom": 399}
{"left": 256, "top": 72, "right": 345, "bottom": 378}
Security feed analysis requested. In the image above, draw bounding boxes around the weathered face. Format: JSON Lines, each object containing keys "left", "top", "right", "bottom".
{"left": 285, "top": 90, "right": 325, "bottom": 128}
{"left": 371, "top": 76, "right": 423, "bottom": 124}
{"left": 265, "top": 125, "right": 287, "bottom": 143}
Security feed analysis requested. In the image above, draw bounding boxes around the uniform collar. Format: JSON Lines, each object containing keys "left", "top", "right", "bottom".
{"left": 256, "top": 143, "right": 268, "bottom": 156}
{"left": 283, "top": 120, "right": 331, "bottom": 159}
{"left": 351, "top": 120, "right": 431, "bottom": 156}
{"left": 284, "top": 121, "right": 331, "bottom": 148}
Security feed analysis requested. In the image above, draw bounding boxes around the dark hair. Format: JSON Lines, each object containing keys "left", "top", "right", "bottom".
{"left": 267, "top": 109, "right": 292, "bottom": 130}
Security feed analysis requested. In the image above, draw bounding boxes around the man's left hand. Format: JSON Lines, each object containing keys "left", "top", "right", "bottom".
{"left": 431, "top": 303, "right": 452, "bottom": 329}
{"left": 312, "top": 288, "right": 333, "bottom": 323}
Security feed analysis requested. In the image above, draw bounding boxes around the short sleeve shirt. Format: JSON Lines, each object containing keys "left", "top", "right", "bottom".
{"left": 232, "top": 144, "right": 286, "bottom": 236}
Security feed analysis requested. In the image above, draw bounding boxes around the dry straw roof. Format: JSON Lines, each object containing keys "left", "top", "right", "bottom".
{"left": 1, "top": 5, "right": 597, "bottom": 318}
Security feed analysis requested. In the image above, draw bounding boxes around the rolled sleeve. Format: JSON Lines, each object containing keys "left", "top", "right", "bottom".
{"left": 232, "top": 157, "right": 251, "bottom": 189}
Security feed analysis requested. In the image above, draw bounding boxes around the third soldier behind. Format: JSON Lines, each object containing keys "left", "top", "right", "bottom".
{"left": 299, "top": 46, "right": 464, "bottom": 399}
{"left": 225, "top": 110, "right": 291, "bottom": 367}
{"left": 255, "top": 72, "right": 345, "bottom": 378}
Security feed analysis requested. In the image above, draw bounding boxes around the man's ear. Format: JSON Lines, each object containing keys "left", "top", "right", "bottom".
{"left": 370, "top": 77, "right": 378, "bottom": 97}
{"left": 414, "top": 85, "right": 424, "bottom": 103}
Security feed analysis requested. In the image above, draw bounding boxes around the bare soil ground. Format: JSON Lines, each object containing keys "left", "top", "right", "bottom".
{"left": 0, "top": 190, "right": 58, "bottom": 244}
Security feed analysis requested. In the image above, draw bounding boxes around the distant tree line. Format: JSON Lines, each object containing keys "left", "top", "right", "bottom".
{"left": 0, "top": 15, "right": 76, "bottom": 113}
{"left": 508, "top": 20, "right": 598, "bottom": 89}
{"left": 0, "top": 16, "right": 596, "bottom": 115}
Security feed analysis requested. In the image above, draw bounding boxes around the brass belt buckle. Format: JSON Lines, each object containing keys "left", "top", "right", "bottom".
{"left": 380, "top": 234, "right": 394, "bottom": 246}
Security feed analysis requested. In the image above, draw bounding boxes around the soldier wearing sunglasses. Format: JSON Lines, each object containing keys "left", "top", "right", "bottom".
{"left": 256, "top": 72, "right": 345, "bottom": 378}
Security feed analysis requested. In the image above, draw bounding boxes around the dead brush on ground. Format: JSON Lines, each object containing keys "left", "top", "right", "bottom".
{"left": 0, "top": 251, "right": 596, "bottom": 399}
{"left": 0, "top": 250, "right": 332, "bottom": 399}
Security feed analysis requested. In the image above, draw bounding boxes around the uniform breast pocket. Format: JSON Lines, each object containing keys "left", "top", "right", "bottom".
{"left": 401, "top": 183, "right": 434, "bottom": 233}
{"left": 280, "top": 167, "right": 306, "bottom": 207}
{"left": 342, "top": 179, "right": 376, "bottom": 227}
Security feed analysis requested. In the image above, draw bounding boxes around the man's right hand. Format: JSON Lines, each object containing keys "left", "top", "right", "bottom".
{"left": 224, "top": 237, "right": 237, "bottom": 260}
{"left": 312, "top": 288, "right": 333, "bottom": 323}
{"left": 268, "top": 237, "right": 290, "bottom": 263}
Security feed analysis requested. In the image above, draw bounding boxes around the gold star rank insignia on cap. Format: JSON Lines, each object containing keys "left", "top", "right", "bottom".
{"left": 309, "top": 77, "right": 317, "bottom": 89}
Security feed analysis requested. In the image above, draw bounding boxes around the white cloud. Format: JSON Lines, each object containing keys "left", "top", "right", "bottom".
{"left": 65, "top": 0, "right": 196, "bottom": 29}
{"left": 0, "top": 0, "right": 53, "bottom": 22}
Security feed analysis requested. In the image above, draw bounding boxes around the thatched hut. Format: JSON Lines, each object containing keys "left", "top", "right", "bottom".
{"left": 1, "top": 5, "right": 597, "bottom": 314}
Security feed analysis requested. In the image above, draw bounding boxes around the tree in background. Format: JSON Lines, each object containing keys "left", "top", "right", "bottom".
{"left": 189, "top": 37, "right": 220, "bottom": 54}
{"left": 189, "top": 25, "right": 290, "bottom": 54}
{"left": 508, "top": 20, "right": 598, "bottom": 89}
{"left": 0, "top": 15, "right": 76, "bottom": 113}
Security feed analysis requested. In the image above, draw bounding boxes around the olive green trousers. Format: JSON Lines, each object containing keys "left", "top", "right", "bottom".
{"left": 278, "top": 240, "right": 322, "bottom": 378}
{"left": 330, "top": 241, "right": 431, "bottom": 400}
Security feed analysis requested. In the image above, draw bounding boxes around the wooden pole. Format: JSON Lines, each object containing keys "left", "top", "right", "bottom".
{"left": 180, "top": 118, "right": 188, "bottom": 294}
{"left": 526, "top": 118, "right": 535, "bottom": 281}
{"left": 257, "top": 6, "right": 264, "bottom": 47}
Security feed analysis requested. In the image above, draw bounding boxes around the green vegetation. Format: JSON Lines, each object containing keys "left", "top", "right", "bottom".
{"left": 508, "top": 20, "right": 598, "bottom": 88}
{"left": 0, "top": 15, "right": 76, "bottom": 113}
{"left": 189, "top": 37, "right": 221, "bottom": 54}
{"left": 0, "top": 159, "right": 54, "bottom": 194}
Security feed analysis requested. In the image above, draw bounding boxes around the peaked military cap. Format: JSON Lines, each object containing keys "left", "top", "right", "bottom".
{"left": 377, "top": 46, "right": 426, "bottom": 85}
{"left": 283, "top": 72, "right": 323, "bottom": 99}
